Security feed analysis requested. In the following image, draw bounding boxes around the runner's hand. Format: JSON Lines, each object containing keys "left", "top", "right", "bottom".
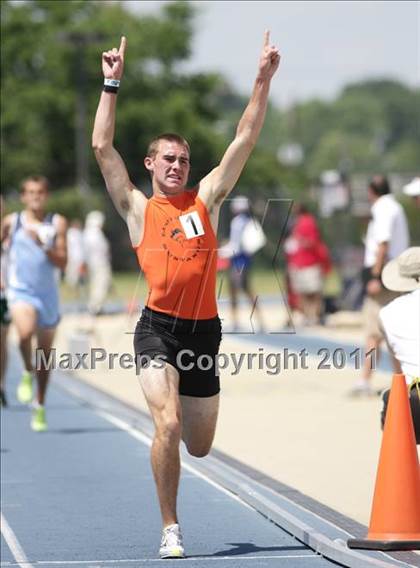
{"left": 258, "top": 31, "right": 280, "bottom": 81}
{"left": 102, "top": 36, "right": 126, "bottom": 80}
{"left": 26, "top": 228, "right": 43, "bottom": 247}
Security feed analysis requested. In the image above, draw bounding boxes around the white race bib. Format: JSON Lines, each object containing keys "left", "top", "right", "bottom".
{"left": 179, "top": 211, "right": 205, "bottom": 239}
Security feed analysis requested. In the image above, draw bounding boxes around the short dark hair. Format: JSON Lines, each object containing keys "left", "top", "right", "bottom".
{"left": 147, "top": 133, "right": 190, "bottom": 159}
{"left": 369, "top": 175, "right": 390, "bottom": 197}
{"left": 294, "top": 202, "right": 309, "bottom": 214}
{"left": 20, "top": 175, "right": 50, "bottom": 193}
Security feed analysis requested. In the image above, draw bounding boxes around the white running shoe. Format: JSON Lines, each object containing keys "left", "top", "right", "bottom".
{"left": 159, "top": 523, "right": 185, "bottom": 559}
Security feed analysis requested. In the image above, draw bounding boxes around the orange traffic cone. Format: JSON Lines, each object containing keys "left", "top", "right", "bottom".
{"left": 348, "top": 374, "right": 420, "bottom": 551}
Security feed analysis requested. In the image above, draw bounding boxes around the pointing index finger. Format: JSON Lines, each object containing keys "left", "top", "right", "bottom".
{"left": 264, "top": 30, "right": 270, "bottom": 48}
{"left": 119, "top": 36, "right": 127, "bottom": 56}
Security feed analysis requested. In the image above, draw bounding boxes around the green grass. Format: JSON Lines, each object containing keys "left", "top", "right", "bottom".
{"left": 221, "top": 267, "right": 341, "bottom": 297}
{"left": 60, "top": 268, "right": 342, "bottom": 303}
{"left": 59, "top": 272, "right": 148, "bottom": 304}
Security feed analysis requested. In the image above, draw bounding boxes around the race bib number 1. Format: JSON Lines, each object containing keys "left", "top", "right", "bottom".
{"left": 179, "top": 211, "right": 205, "bottom": 239}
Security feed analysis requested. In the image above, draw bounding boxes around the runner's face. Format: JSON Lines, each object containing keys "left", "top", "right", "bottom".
{"left": 21, "top": 181, "right": 48, "bottom": 212}
{"left": 148, "top": 141, "right": 190, "bottom": 193}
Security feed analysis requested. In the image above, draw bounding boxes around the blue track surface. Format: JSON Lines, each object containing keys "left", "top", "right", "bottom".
{"left": 1, "top": 354, "right": 337, "bottom": 567}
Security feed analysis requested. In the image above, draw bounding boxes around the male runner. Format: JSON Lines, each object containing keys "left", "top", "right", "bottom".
{"left": 93, "top": 32, "right": 280, "bottom": 558}
{"left": 1, "top": 196, "right": 11, "bottom": 406}
{"left": 1, "top": 176, "right": 67, "bottom": 430}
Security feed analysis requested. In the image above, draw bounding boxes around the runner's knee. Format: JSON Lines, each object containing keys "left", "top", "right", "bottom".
{"left": 185, "top": 441, "right": 211, "bottom": 458}
{"left": 183, "top": 432, "right": 213, "bottom": 457}
{"left": 156, "top": 413, "right": 182, "bottom": 444}
{"left": 18, "top": 330, "right": 34, "bottom": 343}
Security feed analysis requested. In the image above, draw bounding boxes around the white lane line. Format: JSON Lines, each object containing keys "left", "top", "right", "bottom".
{"left": 0, "top": 513, "right": 34, "bottom": 568}
{"left": 0, "top": 554, "right": 320, "bottom": 565}
{"left": 94, "top": 409, "right": 254, "bottom": 510}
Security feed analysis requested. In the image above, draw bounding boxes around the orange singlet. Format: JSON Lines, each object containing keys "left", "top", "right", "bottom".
{"left": 134, "top": 190, "right": 218, "bottom": 320}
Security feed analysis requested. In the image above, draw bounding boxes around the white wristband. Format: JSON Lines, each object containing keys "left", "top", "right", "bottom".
{"left": 104, "top": 78, "right": 120, "bottom": 88}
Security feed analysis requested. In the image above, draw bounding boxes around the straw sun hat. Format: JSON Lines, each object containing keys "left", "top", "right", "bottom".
{"left": 382, "top": 247, "right": 420, "bottom": 292}
{"left": 403, "top": 177, "right": 420, "bottom": 197}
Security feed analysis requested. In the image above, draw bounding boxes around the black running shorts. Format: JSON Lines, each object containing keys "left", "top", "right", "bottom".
{"left": 133, "top": 307, "right": 222, "bottom": 397}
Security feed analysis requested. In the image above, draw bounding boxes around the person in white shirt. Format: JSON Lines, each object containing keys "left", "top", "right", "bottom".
{"left": 83, "top": 211, "right": 112, "bottom": 315}
{"left": 379, "top": 247, "right": 420, "bottom": 442}
{"left": 65, "top": 219, "right": 87, "bottom": 297}
{"left": 223, "top": 196, "right": 265, "bottom": 331}
{"left": 350, "top": 175, "right": 409, "bottom": 396}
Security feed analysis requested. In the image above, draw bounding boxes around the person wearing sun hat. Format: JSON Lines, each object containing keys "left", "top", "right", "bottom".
{"left": 381, "top": 246, "right": 420, "bottom": 294}
{"left": 403, "top": 177, "right": 420, "bottom": 208}
{"left": 379, "top": 247, "right": 420, "bottom": 442}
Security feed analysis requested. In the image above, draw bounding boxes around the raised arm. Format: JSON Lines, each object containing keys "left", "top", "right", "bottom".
{"left": 198, "top": 31, "right": 280, "bottom": 210}
{"left": 92, "top": 37, "right": 146, "bottom": 244}
{"left": 46, "top": 215, "right": 68, "bottom": 270}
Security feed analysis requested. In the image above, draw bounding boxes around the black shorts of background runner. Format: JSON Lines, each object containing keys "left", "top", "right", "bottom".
{"left": 134, "top": 307, "right": 222, "bottom": 397}
{"left": 0, "top": 295, "right": 11, "bottom": 326}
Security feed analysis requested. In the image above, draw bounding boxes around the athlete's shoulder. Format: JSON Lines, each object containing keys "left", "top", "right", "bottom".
{"left": 2, "top": 212, "right": 17, "bottom": 227}
{"left": 1, "top": 212, "right": 18, "bottom": 238}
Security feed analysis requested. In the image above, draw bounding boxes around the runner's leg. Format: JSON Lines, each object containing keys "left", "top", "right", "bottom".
{"left": 0, "top": 323, "right": 9, "bottom": 405}
{"left": 228, "top": 269, "right": 239, "bottom": 329}
{"left": 10, "top": 302, "right": 37, "bottom": 371}
{"left": 138, "top": 362, "right": 182, "bottom": 527}
{"left": 35, "top": 326, "right": 56, "bottom": 405}
{"left": 242, "top": 269, "right": 264, "bottom": 331}
{"left": 181, "top": 394, "right": 220, "bottom": 457}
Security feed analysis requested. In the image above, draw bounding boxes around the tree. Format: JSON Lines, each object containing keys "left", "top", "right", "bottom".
{"left": 288, "top": 79, "right": 420, "bottom": 176}
{"left": 1, "top": 0, "right": 305, "bottom": 269}
{"left": 0, "top": 0, "right": 224, "bottom": 192}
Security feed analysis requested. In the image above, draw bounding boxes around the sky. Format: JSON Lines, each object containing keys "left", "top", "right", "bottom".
{"left": 124, "top": 0, "right": 419, "bottom": 108}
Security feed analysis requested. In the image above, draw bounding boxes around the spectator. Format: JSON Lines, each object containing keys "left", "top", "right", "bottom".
{"left": 350, "top": 175, "right": 409, "bottom": 396}
{"left": 287, "top": 203, "right": 326, "bottom": 326}
{"left": 379, "top": 247, "right": 420, "bottom": 442}
{"left": 65, "top": 219, "right": 86, "bottom": 296}
{"left": 283, "top": 216, "right": 300, "bottom": 327}
{"left": 224, "top": 196, "right": 265, "bottom": 332}
{"left": 83, "top": 210, "right": 112, "bottom": 315}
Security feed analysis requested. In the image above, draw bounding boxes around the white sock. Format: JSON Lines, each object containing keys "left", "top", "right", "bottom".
{"left": 163, "top": 523, "right": 179, "bottom": 531}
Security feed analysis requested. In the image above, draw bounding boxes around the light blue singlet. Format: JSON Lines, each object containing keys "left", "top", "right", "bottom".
{"left": 7, "top": 212, "right": 60, "bottom": 328}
